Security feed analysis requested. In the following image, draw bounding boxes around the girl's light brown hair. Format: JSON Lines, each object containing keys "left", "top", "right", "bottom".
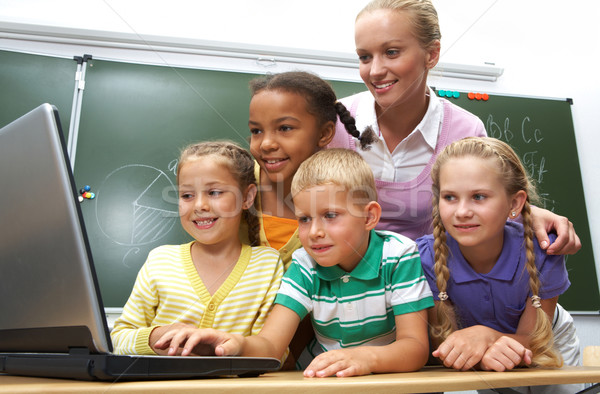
{"left": 177, "top": 140, "right": 259, "bottom": 246}
{"left": 430, "top": 136, "right": 562, "bottom": 368}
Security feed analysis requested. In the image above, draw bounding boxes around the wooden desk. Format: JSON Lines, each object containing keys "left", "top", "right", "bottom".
{"left": 1, "top": 366, "right": 599, "bottom": 393}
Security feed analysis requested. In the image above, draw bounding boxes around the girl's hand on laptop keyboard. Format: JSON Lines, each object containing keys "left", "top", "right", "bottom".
{"left": 154, "top": 327, "right": 243, "bottom": 357}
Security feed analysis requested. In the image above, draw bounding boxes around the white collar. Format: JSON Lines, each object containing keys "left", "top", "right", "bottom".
{"left": 416, "top": 87, "right": 443, "bottom": 150}
{"left": 354, "top": 86, "right": 442, "bottom": 150}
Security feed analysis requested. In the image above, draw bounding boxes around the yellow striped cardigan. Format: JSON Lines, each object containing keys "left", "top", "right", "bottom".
{"left": 111, "top": 241, "right": 283, "bottom": 355}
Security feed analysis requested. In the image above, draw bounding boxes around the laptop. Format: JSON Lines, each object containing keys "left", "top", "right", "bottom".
{"left": 0, "top": 104, "right": 281, "bottom": 381}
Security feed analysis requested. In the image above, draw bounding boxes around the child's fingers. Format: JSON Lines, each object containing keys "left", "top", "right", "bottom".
{"left": 213, "top": 338, "right": 241, "bottom": 356}
{"left": 304, "top": 351, "right": 363, "bottom": 378}
{"left": 481, "top": 356, "right": 508, "bottom": 372}
{"left": 166, "top": 329, "right": 193, "bottom": 356}
{"left": 433, "top": 341, "right": 453, "bottom": 361}
{"left": 304, "top": 359, "right": 345, "bottom": 378}
{"left": 436, "top": 342, "right": 485, "bottom": 371}
{"left": 334, "top": 365, "right": 359, "bottom": 378}
{"left": 504, "top": 339, "right": 532, "bottom": 366}
{"left": 495, "top": 336, "right": 530, "bottom": 365}
{"left": 460, "top": 353, "right": 484, "bottom": 371}
{"left": 180, "top": 332, "right": 205, "bottom": 356}
{"left": 304, "top": 354, "right": 335, "bottom": 377}
{"left": 482, "top": 337, "right": 530, "bottom": 371}
{"left": 178, "top": 329, "right": 238, "bottom": 356}
{"left": 438, "top": 345, "right": 462, "bottom": 369}
{"left": 482, "top": 349, "right": 520, "bottom": 372}
{"left": 153, "top": 329, "right": 178, "bottom": 350}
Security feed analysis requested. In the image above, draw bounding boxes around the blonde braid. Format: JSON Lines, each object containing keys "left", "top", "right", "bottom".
{"left": 430, "top": 204, "right": 455, "bottom": 342}
{"left": 521, "top": 203, "right": 563, "bottom": 367}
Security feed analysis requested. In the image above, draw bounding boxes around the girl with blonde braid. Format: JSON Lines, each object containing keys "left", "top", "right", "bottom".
{"left": 417, "top": 137, "right": 581, "bottom": 393}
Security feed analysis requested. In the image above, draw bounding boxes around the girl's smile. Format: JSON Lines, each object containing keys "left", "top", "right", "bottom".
{"left": 438, "top": 156, "right": 522, "bottom": 270}
{"left": 178, "top": 157, "right": 249, "bottom": 250}
{"left": 248, "top": 90, "right": 332, "bottom": 189}
{"left": 192, "top": 217, "right": 218, "bottom": 229}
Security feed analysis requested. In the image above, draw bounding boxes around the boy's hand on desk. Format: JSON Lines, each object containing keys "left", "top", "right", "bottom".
{"left": 304, "top": 348, "right": 372, "bottom": 378}
{"left": 480, "top": 336, "right": 532, "bottom": 372}
{"left": 433, "top": 325, "right": 500, "bottom": 371}
{"left": 154, "top": 327, "right": 243, "bottom": 357}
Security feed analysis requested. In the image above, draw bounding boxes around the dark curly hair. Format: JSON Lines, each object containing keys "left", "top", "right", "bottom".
{"left": 249, "top": 71, "right": 375, "bottom": 150}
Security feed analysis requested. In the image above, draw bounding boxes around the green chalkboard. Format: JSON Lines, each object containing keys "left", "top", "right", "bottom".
{"left": 72, "top": 59, "right": 366, "bottom": 306}
{"left": 0, "top": 50, "right": 75, "bottom": 134}
{"left": 0, "top": 50, "right": 597, "bottom": 311}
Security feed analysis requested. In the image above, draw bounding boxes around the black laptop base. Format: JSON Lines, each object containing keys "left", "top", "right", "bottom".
{"left": 1, "top": 349, "right": 281, "bottom": 381}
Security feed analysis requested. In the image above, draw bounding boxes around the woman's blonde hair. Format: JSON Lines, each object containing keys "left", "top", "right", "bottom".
{"left": 430, "top": 136, "right": 562, "bottom": 368}
{"left": 357, "top": 0, "right": 441, "bottom": 51}
{"left": 177, "top": 140, "right": 259, "bottom": 246}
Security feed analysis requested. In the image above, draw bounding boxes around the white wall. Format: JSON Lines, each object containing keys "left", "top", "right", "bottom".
{"left": 1, "top": 0, "right": 598, "bottom": 353}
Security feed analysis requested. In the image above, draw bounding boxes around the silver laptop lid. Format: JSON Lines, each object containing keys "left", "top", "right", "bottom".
{"left": 0, "top": 104, "right": 111, "bottom": 354}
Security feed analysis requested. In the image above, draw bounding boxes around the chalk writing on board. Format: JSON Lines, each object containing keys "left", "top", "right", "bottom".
{"left": 485, "top": 114, "right": 554, "bottom": 212}
{"left": 122, "top": 247, "right": 140, "bottom": 268}
{"left": 95, "top": 164, "right": 178, "bottom": 246}
{"left": 168, "top": 159, "right": 178, "bottom": 176}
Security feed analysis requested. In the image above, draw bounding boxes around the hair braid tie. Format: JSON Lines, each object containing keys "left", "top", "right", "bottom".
{"left": 531, "top": 295, "right": 542, "bottom": 308}
{"left": 438, "top": 292, "right": 448, "bottom": 301}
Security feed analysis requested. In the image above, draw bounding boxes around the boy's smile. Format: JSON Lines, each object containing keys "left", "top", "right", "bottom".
{"left": 293, "top": 184, "right": 372, "bottom": 272}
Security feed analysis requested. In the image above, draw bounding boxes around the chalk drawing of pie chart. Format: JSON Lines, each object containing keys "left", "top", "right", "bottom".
{"left": 95, "top": 164, "right": 179, "bottom": 246}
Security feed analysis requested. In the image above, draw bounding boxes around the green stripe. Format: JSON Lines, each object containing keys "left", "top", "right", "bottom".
{"left": 313, "top": 288, "right": 386, "bottom": 304}
{"left": 391, "top": 275, "right": 429, "bottom": 291}
{"left": 281, "top": 276, "right": 310, "bottom": 298}
{"left": 313, "top": 314, "right": 396, "bottom": 343}
{"left": 392, "top": 297, "right": 434, "bottom": 315}
{"left": 313, "top": 308, "right": 393, "bottom": 327}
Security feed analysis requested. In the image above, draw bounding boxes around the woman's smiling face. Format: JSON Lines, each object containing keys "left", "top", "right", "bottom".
{"left": 355, "top": 9, "right": 433, "bottom": 111}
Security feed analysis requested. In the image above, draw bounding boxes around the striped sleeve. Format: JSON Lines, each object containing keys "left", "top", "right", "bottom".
{"left": 275, "top": 250, "right": 314, "bottom": 319}
{"left": 380, "top": 232, "right": 434, "bottom": 315}
{"left": 111, "top": 244, "right": 204, "bottom": 355}
{"left": 110, "top": 249, "right": 162, "bottom": 355}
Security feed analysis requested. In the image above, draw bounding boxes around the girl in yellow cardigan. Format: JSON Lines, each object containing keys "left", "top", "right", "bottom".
{"left": 111, "top": 141, "right": 283, "bottom": 355}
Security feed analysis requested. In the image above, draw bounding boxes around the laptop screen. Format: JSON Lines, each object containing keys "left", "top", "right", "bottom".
{"left": 0, "top": 104, "right": 112, "bottom": 354}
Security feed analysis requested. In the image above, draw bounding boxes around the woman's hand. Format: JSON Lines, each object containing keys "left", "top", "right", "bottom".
{"left": 530, "top": 206, "right": 581, "bottom": 255}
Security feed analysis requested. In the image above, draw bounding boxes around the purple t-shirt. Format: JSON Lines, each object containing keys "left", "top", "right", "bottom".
{"left": 417, "top": 221, "right": 570, "bottom": 334}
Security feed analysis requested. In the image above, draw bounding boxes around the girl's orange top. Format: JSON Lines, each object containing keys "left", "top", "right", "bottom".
{"left": 262, "top": 214, "right": 298, "bottom": 251}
